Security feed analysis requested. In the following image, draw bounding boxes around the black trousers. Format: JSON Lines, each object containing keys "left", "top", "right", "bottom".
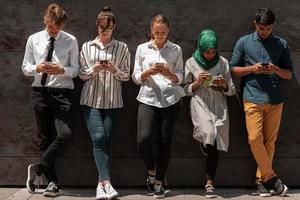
{"left": 137, "top": 101, "right": 181, "bottom": 182}
{"left": 31, "top": 87, "right": 72, "bottom": 183}
{"left": 201, "top": 143, "right": 219, "bottom": 181}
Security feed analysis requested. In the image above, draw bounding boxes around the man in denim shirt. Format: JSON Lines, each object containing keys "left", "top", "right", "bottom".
{"left": 230, "top": 8, "right": 293, "bottom": 197}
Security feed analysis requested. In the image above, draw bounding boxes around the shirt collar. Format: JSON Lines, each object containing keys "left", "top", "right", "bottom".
{"left": 253, "top": 31, "right": 274, "bottom": 41}
{"left": 148, "top": 40, "right": 171, "bottom": 49}
{"left": 44, "top": 29, "right": 61, "bottom": 41}
{"left": 90, "top": 37, "right": 115, "bottom": 49}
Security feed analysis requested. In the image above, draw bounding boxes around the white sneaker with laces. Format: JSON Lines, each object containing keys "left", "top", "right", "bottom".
{"left": 96, "top": 184, "right": 107, "bottom": 200}
{"left": 104, "top": 183, "right": 119, "bottom": 200}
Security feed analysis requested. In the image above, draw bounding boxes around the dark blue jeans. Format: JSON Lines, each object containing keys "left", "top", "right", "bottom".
{"left": 82, "top": 106, "right": 118, "bottom": 181}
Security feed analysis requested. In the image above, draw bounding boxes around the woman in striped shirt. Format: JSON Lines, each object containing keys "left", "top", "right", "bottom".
{"left": 79, "top": 6, "right": 130, "bottom": 200}
{"left": 132, "top": 14, "right": 184, "bottom": 198}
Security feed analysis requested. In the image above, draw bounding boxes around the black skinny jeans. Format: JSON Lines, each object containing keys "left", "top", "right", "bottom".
{"left": 201, "top": 143, "right": 219, "bottom": 181}
{"left": 31, "top": 87, "right": 72, "bottom": 183}
{"left": 137, "top": 101, "right": 181, "bottom": 182}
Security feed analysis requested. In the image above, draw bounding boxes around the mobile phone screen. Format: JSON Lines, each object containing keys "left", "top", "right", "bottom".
{"left": 100, "top": 60, "right": 108, "bottom": 65}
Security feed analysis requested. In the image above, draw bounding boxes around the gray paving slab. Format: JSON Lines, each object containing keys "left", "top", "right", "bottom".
{"left": 0, "top": 188, "right": 20, "bottom": 200}
{"left": 3, "top": 187, "right": 300, "bottom": 200}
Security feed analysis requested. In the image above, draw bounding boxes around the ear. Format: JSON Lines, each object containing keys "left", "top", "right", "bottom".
{"left": 43, "top": 16, "right": 47, "bottom": 24}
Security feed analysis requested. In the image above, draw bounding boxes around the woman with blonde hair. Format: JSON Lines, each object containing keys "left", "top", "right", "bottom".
{"left": 132, "top": 14, "right": 184, "bottom": 198}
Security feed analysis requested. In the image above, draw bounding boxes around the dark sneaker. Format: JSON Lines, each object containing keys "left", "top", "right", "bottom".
{"left": 256, "top": 181, "right": 271, "bottom": 197}
{"left": 154, "top": 185, "right": 165, "bottom": 199}
{"left": 205, "top": 184, "right": 217, "bottom": 198}
{"left": 146, "top": 176, "right": 155, "bottom": 192}
{"left": 264, "top": 177, "right": 288, "bottom": 197}
{"left": 26, "top": 164, "right": 41, "bottom": 193}
{"left": 43, "top": 181, "right": 60, "bottom": 197}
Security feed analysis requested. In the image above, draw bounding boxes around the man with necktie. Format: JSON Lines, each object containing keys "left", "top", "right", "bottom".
{"left": 21, "top": 3, "right": 79, "bottom": 197}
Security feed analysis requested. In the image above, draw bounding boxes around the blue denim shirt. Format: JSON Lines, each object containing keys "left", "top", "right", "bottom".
{"left": 230, "top": 32, "right": 293, "bottom": 104}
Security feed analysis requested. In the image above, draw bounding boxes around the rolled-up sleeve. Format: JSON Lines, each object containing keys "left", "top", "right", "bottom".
{"left": 60, "top": 38, "right": 79, "bottom": 78}
{"left": 173, "top": 46, "right": 184, "bottom": 84}
{"left": 21, "top": 36, "right": 38, "bottom": 76}
{"left": 184, "top": 60, "right": 194, "bottom": 96}
{"left": 222, "top": 59, "right": 236, "bottom": 96}
{"left": 279, "top": 41, "right": 293, "bottom": 71}
{"left": 230, "top": 38, "right": 245, "bottom": 69}
{"left": 131, "top": 45, "right": 143, "bottom": 85}
{"left": 112, "top": 45, "right": 131, "bottom": 81}
{"left": 79, "top": 43, "right": 94, "bottom": 81}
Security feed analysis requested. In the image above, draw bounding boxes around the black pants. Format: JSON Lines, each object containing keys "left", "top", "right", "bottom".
{"left": 137, "top": 102, "right": 181, "bottom": 182}
{"left": 31, "top": 87, "right": 72, "bottom": 183}
{"left": 201, "top": 143, "right": 219, "bottom": 181}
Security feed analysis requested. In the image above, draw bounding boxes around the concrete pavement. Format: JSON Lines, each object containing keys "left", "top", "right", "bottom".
{"left": 2, "top": 187, "right": 300, "bottom": 200}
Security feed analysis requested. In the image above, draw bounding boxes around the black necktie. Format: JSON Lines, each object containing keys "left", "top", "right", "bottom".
{"left": 41, "top": 37, "right": 55, "bottom": 87}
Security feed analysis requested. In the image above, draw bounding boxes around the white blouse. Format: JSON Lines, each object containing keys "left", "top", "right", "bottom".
{"left": 132, "top": 40, "right": 184, "bottom": 108}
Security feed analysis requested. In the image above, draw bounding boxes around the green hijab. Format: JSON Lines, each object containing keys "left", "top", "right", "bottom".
{"left": 193, "top": 29, "right": 220, "bottom": 70}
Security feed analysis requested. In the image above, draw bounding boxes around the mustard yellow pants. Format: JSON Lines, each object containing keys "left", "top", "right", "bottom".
{"left": 244, "top": 101, "right": 283, "bottom": 182}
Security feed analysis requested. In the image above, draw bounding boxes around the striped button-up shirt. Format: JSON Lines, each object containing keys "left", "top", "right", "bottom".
{"left": 79, "top": 38, "right": 130, "bottom": 109}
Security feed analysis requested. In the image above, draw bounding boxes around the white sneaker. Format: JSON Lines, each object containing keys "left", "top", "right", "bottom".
{"left": 104, "top": 183, "right": 119, "bottom": 200}
{"left": 96, "top": 184, "right": 107, "bottom": 200}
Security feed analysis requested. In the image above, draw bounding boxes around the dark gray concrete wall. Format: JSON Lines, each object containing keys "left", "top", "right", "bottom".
{"left": 1, "top": 0, "right": 300, "bottom": 186}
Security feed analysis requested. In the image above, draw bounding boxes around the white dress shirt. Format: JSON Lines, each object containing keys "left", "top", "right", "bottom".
{"left": 132, "top": 40, "right": 184, "bottom": 108}
{"left": 21, "top": 30, "right": 79, "bottom": 89}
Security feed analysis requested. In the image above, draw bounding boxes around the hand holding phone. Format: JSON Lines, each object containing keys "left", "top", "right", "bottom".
{"left": 155, "top": 63, "right": 165, "bottom": 71}
{"left": 261, "top": 63, "right": 269, "bottom": 70}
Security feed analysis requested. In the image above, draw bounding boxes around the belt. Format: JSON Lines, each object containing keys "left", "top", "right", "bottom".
{"left": 32, "top": 87, "right": 72, "bottom": 93}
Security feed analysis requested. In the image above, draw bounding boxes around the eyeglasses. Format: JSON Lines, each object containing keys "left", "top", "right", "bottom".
{"left": 98, "top": 26, "right": 114, "bottom": 32}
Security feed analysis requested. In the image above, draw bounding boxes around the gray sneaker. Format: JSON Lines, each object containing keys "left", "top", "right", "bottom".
{"left": 256, "top": 181, "right": 271, "bottom": 197}
{"left": 26, "top": 164, "right": 41, "bottom": 193}
{"left": 205, "top": 184, "right": 217, "bottom": 198}
{"left": 43, "top": 181, "right": 60, "bottom": 197}
{"left": 154, "top": 185, "right": 165, "bottom": 199}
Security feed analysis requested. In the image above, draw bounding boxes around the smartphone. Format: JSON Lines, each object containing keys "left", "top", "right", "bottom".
{"left": 44, "top": 61, "right": 52, "bottom": 68}
{"left": 99, "top": 60, "right": 108, "bottom": 65}
{"left": 202, "top": 74, "right": 213, "bottom": 87}
{"left": 155, "top": 63, "right": 165, "bottom": 71}
{"left": 261, "top": 62, "right": 269, "bottom": 69}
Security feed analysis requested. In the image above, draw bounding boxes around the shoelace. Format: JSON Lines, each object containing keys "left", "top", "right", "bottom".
{"left": 33, "top": 174, "right": 41, "bottom": 190}
{"left": 105, "top": 185, "right": 114, "bottom": 195}
{"left": 206, "top": 185, "right": 215, "bottom": 193}
{"left": 97, "top": 185, "right": 105, "bottom": 195}
{"left": 47, "top": 184, "right": 57, "bottom": 191}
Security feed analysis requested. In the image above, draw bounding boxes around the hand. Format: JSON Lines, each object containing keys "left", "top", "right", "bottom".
{"left": 45, "top": 63, "right": 65, "bottom": 75}
{"left": 93, "top": 62, "right": 104, "bottom": 74}
{"left": 261, "top": 63, "right": 277, "bottom": 75}
{"left": 140, "top": 65, "right": 160, "bottom": 81}
{"left": 212, "top": 75, "right": 228, "bottom": 89}
{"left": 103, "top": 61, "right": 117, "bottom": 73}
{"left": 36, "top": 62, "right": 51, "bottom": 73}
{"left": 250, "top": 63, "right": 265, "bottom": 74}
{"left": 147, "top": 64, "right": 161, "bottom": 76}
{"left": 196, "top": 72, "right": 211, "bottom": 85}
{"left": 191, "top": 72, "right": 211, "bottom": 91}
{"left": 159, "top": 64, "right": 172, "bottom": 77}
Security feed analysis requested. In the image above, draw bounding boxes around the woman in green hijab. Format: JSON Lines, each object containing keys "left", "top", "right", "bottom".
{"left": 184, "top": 30, "right": 235, "bottom": 198}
